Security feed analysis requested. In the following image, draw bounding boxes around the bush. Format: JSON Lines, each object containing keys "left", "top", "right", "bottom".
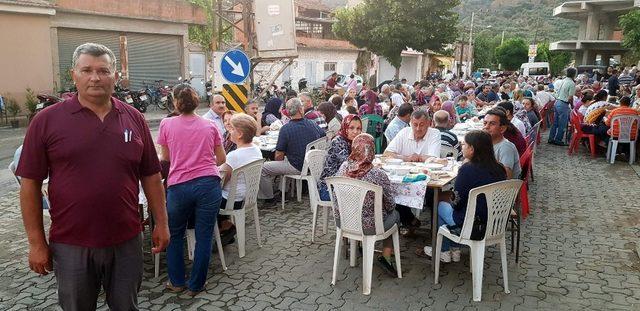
{"left": 5, "top": 95, "right": 21, "bottom": 118}
{"left": 25, "top": 88, "right": 38, "bottom": 115}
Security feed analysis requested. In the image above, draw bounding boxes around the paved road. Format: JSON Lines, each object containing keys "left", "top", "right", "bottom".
{"left": 0, "top": 132, "right": 639, "bottom": 310}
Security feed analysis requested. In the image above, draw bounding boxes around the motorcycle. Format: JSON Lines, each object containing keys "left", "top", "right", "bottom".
{"left": 130, "top": 88, "right": 149, "bottom": 113}
{"left": 36, "top": 94, "right": 62, "bottom": 112}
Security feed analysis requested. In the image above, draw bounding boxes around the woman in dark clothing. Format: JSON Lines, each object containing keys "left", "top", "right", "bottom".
{"left": 262, "top": 97, "right": 282, "bottom": 126}
{"left": 422, "top": 130, "right": 507, "bottom": 263}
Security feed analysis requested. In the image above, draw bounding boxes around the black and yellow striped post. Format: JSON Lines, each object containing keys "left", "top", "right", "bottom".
{"left": 221, "top": 84, "right": 248, "bottom": 112}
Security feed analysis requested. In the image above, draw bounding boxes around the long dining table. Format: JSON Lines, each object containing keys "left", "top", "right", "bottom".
{"left": 375, "top": 158, "right": 459, "bottom": 270}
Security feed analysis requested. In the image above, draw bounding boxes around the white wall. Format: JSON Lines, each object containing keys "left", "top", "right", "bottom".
{"left": 378, "top": 54, "right": 423, "bottom": 83}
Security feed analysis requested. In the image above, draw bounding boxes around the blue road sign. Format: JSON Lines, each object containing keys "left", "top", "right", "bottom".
{"left": 220, "top": 49, "right": 251, "bottom": 84}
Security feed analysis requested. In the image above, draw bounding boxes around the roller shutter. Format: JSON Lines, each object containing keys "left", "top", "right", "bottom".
{"left": 57, "top": 28, "right": 182, "bottom": 90}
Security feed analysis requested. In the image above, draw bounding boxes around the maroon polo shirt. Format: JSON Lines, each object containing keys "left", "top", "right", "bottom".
{"left": 16, "top": 95, "right": 160, "bottom": 248}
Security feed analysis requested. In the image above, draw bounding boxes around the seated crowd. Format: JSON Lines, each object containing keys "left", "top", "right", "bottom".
{"left": 155, "top": 66, "right": 640, "bottom": 294}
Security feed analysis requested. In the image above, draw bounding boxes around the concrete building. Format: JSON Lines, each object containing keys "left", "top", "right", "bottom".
{"left": 0, "top": 0, "right": 205, "bottom": 109}
{"left": 550, "top": 0, "right": 640, "bottom": 66}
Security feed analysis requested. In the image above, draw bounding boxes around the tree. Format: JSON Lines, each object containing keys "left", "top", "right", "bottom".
{"left": 535, "top": 41, "right": 572, "bottom": 76}
{"left": 619, "top": 9, "right": 640, "bottom": 65}
{"left": 473, "top": 32, "right": 501, "bottom": 70}
{"left": 333, "top": 0, "right": 459, "bottom": 78}
{"left": 495, "top": 38, "right": 527, "bottom": 71}
{"left": 187, "top": 0, "right": 232, "bottom": 51}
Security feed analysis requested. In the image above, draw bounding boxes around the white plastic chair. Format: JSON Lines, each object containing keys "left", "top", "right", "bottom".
{"left": 326, "top": 176, "right": 402, "bottom": 295}
{"left": 281, "top": 137, "right": 328, "bottom": 209}
{"left": 217, "top": 158, "right": 264, "bottom": 258}
{"left": 305, "top": 149, "right": 331, "bottom": 242}
{"left": 606, "top": 115, "right": 640, "bottom": 164}
{"left": 439, "top": 145, "right": 457, "bottom": 159}
{"left": 8, "top": 161, "right": 20, "bottom": 186}
{"left": 10, "top": 161, "right": 51, "bottom": 215}
{"left": 434, "top": 179, "right": 522, "bottom": 302}
{"left": 154, "top": 223, "right": 227, "bottom": 278}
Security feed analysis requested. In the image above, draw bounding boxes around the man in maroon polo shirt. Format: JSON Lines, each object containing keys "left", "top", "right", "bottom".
{"left": 17, "top": 43, "right": 169, "bottom": 310}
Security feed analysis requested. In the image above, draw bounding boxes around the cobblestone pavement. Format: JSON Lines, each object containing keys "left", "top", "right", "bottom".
{"left": 1, "top": 137, "right": 640, "bottom": 310}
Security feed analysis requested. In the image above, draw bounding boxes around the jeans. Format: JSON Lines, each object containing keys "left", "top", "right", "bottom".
{"left": 549, "top": 100, "right": 570, "bottom": 143}
{"left": 438, "top": 201, "right": 459, "bottom": 251}
{"left": 166, "top": 176, "right": 222, "bottom": 292}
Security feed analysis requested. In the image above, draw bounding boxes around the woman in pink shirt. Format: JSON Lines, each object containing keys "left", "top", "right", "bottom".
{"left": 157, "top": 84, "right": 226, "bottom": 296}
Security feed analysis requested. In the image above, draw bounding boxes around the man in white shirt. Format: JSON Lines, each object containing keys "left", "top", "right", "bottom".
{"left": 383, "top": 110, "right": 441, "bottom": 162}
{"left": 202, "top": 94, "right": 227, "bottom": 135}
{"left": 535, "top": 84, "right": 555, "bottom": 107}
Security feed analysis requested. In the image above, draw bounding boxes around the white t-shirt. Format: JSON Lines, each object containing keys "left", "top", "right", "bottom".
{"left": 385, "top": 127, "right": 441, "bottom": 158}
{"left": 535, "top": 91, "right": 555, "bottom": 106}
{"left": 222, "top": 145, "right": 263, "bottom": 201}
{"left": 390, "top": 92, "right": 404, "bottom": 107}
{"left": 511, "top": 117, "right": 526, "bottom": 136}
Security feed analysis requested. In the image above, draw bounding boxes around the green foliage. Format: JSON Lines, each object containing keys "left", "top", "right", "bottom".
{"left": 4, "top": 95, "right": 21, "bottom": 118}
{"left": 187, "top": 0, "right": 232, "bottom": 51}
{"left": 473, "top": 32, "right": 501, "bottom": 70}
{"left": 535, "top": 41, "right": 571, "bottom": 76}
{"left": 333, "top": 0, "right": 459, "bottom": 75}
{"left": 495, "top": 38, "right": 528, "bottom": 71}
{"left": 620, "top": 9, "right": 640, "bottom": 50}
{"left": 456, "top": 0, "right": 578, "bottom": 43}
{"left": 25, "top": 88, "right": 38, "bottom": 114}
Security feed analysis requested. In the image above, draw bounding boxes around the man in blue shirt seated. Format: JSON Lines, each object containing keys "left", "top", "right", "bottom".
{"left": 476, "top": 84, "right": 498, "bottom": 106}
{"left": 258, "top": 98, "right": 326, "bottom": 208}
{"left": 384, "top": 103, "right": 413, "bottom": 142}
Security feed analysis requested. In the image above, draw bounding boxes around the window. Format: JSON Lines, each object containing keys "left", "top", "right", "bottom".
{"left": 528, "top": 67, "right": 548, "bottom": 76}
{"left": 324, "top": 62, "right": 336, "bottom": 72}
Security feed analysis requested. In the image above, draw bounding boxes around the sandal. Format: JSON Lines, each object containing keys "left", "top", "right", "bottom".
{"left": 415, "top": 247, "right": 429, "bottom": 258}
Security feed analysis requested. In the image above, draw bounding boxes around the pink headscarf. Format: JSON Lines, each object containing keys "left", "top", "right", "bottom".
{"left": 441, "top": 100, "right": 457, "bottom": 125}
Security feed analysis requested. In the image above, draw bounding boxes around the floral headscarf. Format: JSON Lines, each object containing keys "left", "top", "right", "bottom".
{"left": 345, "top": 133, "right": 375, "bottom": 178}
{"left": 337, "top": 114, "right": 361, "bottom": 144}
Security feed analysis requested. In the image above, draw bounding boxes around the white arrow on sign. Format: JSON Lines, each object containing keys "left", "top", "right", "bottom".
{"left": 224, "top": 55, "right": 245, "bottom": 77}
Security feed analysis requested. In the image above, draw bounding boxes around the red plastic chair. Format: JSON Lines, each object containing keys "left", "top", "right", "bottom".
{"left": 508, "top": 143, "right": 533, "bottom": 263}
{"left": 540, "top": 100, "right": 555, "bottom": 131}
{"left": 567, "top": 111, "right": 596, "bottom": 157}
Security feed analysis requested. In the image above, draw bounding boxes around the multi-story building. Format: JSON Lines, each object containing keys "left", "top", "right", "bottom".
{"left": 550, "top": 0, "right": 640, "bottom": 66}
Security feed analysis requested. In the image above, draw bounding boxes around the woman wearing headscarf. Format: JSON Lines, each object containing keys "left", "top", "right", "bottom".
{"left": 334, "top": 133, "right": 400, "bottom": 274}
{"left": 318, "top": 115, "right": 363, "bottom": 201}
{"left": 317, "top": 101, "right": 341, "bottom": 139}
{"left": 440, "top": 100, "right": 459, "bottom": 127}
{"left": 262, "top": 97, "right": 282, "bottom": 126}
{"left": 359, "top": 89, "right": 383, "bottom": 116}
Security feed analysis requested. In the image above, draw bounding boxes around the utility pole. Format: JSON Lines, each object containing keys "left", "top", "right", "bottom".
{"left": 467, "top": 12, "right": 475, "bottom": 77}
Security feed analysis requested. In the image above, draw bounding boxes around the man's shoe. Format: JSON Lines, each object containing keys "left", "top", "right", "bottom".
{"left": 556, "top": 142, "right": 569, "bottom": 146}
{"left": 377, "top": 256, "right": 398, "bottom": 276}
{"left": 423, "top": 246, "right": 451, "bottom": 263}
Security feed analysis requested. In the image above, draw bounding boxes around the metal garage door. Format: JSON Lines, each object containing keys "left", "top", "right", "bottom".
{"left": 57, "top": 28, "right": 120, "bottom": 89}
{"left": 57, "top": 28, "right": 182, "bottom": 90}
